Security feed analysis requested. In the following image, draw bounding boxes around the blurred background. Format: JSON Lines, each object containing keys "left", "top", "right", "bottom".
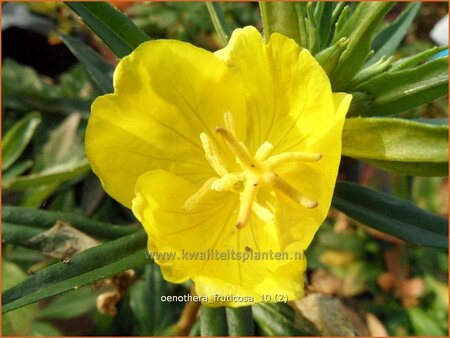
{"left": 2, "top": 2, "right": 448, "bottom": 336}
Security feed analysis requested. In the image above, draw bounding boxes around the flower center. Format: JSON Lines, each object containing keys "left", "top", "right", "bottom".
{"left": 184, "top": 112, "right": 321, "bottom": 229}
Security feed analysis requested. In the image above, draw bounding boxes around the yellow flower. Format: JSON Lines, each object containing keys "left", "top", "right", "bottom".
{"left": 86, "top": 26, "right": 351, "bottom": 307}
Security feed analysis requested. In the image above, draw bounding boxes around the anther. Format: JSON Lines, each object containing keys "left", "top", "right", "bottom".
{"left": 264, "top": 151, "right": 322, "bottom": 169}
{"left": 216, "top": 127, "right": 254, "bottom": 169}
{"left": 236, "top": 181, "right": 259, "bottom": 229}
{"left": 184, "top": 177, "right": 217, "bottom": 211}
{"left": 200, "top": 133, "right": 228, "bottom": 177}
{"left": 255, "top": 141, "right": 274, "bottom": 161}
{"left": 266, "top": 173, "right": 318, "bottom": 209}
{"left": 223, "top": 111, "right": 237, "bottom": 136}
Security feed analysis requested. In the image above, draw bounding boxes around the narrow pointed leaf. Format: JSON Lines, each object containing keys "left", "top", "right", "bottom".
{"left": 331, "top": 2, "right": 394, "bottom": 91}
{"left": 332, "top": 182, "right": 448, "bottom": 249}
{"left": 2, "top": 160, "right": 34, "bottom": 180}
{"left": 390, "top": 46, "right": 447, "bottom": 71}
{"left": 59, "top": 34, "right": 114, "bottom": 94}
{"left": 342, "top": 117, "right": 448, "bottom": 176}
{"left": 2, "top": 112, "right": 41, "bottom": 171}
{"left": 2, "top": 230, "right": 148, "bottom": 313}
{"left": 2, "top": 206, "right": 137, "bottom": 240}
{"left": 316, "top": 2, "right": 333, "bottom": 49}
{"left": 2, "top": 223, "right": 42, "bottom": 247}
{"left": 367, "top": 3, "right": 421, "bottom": 66}
{"left": 66, "top": 2, "right": 149, "bottom": 58}
{"left": 2, "top": 159, "right": 90, "bottom": 191}
{"left": 356, "top": 57, "right": 448, "bottom": 115}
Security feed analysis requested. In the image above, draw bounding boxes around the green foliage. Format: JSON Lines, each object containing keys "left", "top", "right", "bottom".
{"left": 342, "top": 118, "right": 448, "bottom": 176}
{"left": 2, "top": 231, "right": 147, "bottom": 313}
{"left": 66, "top": 2, "right": 149, "bottom": 58}
{"left": 2, "top": 112, "right": 41, "bottom": 171}
{"left": 354, "top": 56, "right": 448, "bottom": 116}
{"left": 59, "top": 34, "right": 114, "bottom": 94}
{"left": 368, "top": 3, "right": 421, "bottom": 66}
{"left": 332, "top": 181, "right": 448, "bottom": 249}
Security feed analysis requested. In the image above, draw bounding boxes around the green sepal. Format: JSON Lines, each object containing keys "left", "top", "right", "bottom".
{"left": 315, "top": 38, "right": 350, "bottom": 76}
{"left": 348, "top": 56, "right": 393, "bottom": 89}
{"left": 259, "top": 2, "right": 301, "bottom": 45}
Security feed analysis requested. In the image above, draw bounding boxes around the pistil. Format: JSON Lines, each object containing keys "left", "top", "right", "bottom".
{"left": 187, "top": 112, "right": 322, "bottom": 230}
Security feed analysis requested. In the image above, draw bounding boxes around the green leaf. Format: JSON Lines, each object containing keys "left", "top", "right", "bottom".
{"left": 129, "top": 264, "right": 178, "bottom": 335}
{"left": 315, "top": 38, "right": 350, "bottom": 76}
{"left": 355, "top": 57, "right": 448, "bottom": 115}
{"left": 2, "top": 59, "right": 93, "bottom": 117}
{"left": 3, "top": 160, "right": 34, "bottom": 180}
{"left": 367, "top": 3, "right": 421, "bottom": 66}
{"left": 59, "top": 34, "right": 114, "bottom": 94}
{"left": 2, "top": 159, "right": 90, "bottom": 191}
{"left": 2, "top": 206, "right": 137, "bottom": 240}
{"left": 66, "top": 2, "right": 149, "bottom": 58}
{"left": 200, "top": 306, "right": 228, "bottom": 336}
{"left": 332, "top": 181, "right": 448, "bottom": 249}
{"left": 315, "top": 2, "right": 333, "bottom": 49}
{"left": 29, "top": 322, "right": 63, "bottom": 336}
{"left": 259, "top": 2, "right": 301, "bottom": 45}
{"left": 37, "top": 287, "right": 96, "bottom": 320}
{"left": 342, "top": 118, "right": 448, "bottom": 176}
{"left": 2, "top": 223, "right": 42, "bottom": 247}
{"left": 226, "top": 307, "right": 254, "bottom": 336}
{"left": 408, "top": 307, "right": 446, "bottom": 336}
{"left": 2, "top": 112, "right": 41, "bottom": 171}
{"left": 2, "top": 261, "right": 37, "bottom": 336}
{"left": 2, "top": 230, "right": 148, "bottom": 313}
{"left": 330, "top": 2, "right": 394, "bottom": 91}
{"left": 390, "top": 46, "right": 448, "bottom": 71}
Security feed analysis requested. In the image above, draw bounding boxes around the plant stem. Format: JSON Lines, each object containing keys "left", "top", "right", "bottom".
{"left": 200, "top": 305, "right": 228, "bottom": 336}
{"left": 206, "top": 2, "right": 231, "bottom": 47}
{"left": 226, "top": 306, "right": 254, "bottom": 336}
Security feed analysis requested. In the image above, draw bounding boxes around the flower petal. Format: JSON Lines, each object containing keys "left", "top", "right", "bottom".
{"left": 215, "top": 26, "right": 338, "bottom": 155}
{"left": 86, "top": 39, "right": 247, "bottom": 207}
{"left": 274, "top": 93, "right": 352, "bottom": 249}
{"left": 132, "top": 170, "right": 306, "bottom": 306}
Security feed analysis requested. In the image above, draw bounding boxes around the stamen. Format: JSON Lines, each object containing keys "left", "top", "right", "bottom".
{"left": 264, "top": 151, "right": 322, "bottom": 169}
{"left": 223, "top": 111, "right": 237, "bottom": 136}
{"left": 266, "top": 173, "right": 318, "bottom": 208}
{"left": 184, "top": 177, "right": 218, "bottom": 211}
{"left": 252, "top": 202, "right": 274, "bottom": 222}
{"left": 200, "top": 132, "right": 228, "bottom": 177}
{"left": 211, "top": 173, "right": 244, "bottom": 192}
{"left": 255, "top": 141, "right": 274, "bottom": 161}
{"left": 216, "top": 127, "right": 255, "bottom": 169}
{"left": 236, "top": 181, "right": 259, "bottom": 229}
